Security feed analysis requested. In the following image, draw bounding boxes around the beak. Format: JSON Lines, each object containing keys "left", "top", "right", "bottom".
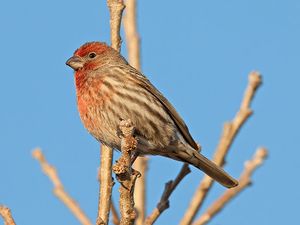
{"left": 66, "top": 55, "right": 84, "bottom": 70}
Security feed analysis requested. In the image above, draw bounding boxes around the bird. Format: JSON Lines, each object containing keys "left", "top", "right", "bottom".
{"left": 66, "top": 42, "right": 238, "bottom": 188}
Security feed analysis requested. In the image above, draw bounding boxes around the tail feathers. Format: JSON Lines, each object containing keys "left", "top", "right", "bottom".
{"left": 177, "top": 149, "right": 238, "bottom": 188}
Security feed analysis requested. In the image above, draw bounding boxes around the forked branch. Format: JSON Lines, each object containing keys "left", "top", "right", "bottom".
{"left": 180, "top": 71, "right": 262, "bottom": 225}
{"left": 193, "top": 148, "right": 268, "bottom": 225}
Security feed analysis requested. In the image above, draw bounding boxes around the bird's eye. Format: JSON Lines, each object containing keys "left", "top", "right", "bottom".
{"left": 88, "top": 52, "right": 97, "bottom": 59}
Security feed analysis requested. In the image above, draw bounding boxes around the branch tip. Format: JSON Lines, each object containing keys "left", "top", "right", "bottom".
{"left": 249, "top": 71, "right": 262, "bottom": 88}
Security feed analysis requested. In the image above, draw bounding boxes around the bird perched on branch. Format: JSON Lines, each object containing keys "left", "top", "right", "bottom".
{"left": 66, "top": 42, "right": 238, "bottom": 188}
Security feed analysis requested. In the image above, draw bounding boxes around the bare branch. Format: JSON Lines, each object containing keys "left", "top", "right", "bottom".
{"left": 113, "top": 119, "right": 139, "bottom": 225}
{"left": 145, "top": 164, "right": 191, "bottom": 225}
{"left": 32, "top": 148, "right": 92, "bottom": 225}
{"left": 107, "top": 0, "right": 126, "bottom": 52}
{"left": 124, "top": 0, "right": 141, "bottom": 70}
{"left": 123, "top": 1, "right": 147, "bottom": 224}
{"left": 180, "top": 71, "right": 262, "bottom": 225}
{"left": 97, "top": 145, "right": 114, "bottom": 225}
{"left": 0, "top": 205, "right": 16, "bottom": 225}
{"left": 132, "top": 157, "right": 147, "bottom": 224}
{"left": 111, "top": 199, "right": 120, "bottom": 225}
{"left": 97, "top": 2, "right": 126, "bottom": 224}
{"left": 193, "top": 148, "right": 268, "bottom": 225}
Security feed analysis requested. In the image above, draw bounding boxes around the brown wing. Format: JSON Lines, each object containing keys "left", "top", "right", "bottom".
{"left": 124, "top": 66, "right": 199, "bottom": 150}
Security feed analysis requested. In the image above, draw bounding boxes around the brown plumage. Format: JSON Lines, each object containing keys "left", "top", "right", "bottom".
{"left": 66, "top": 42, "right": 238, "bottom": 188}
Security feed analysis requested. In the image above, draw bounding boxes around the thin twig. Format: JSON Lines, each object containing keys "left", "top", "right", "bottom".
{"left": 0, "top": 205, "right": 16, "bottom": 225}
{"left": 111, "top": 199, "right": 120, "bottom": 225}
{"left": 144, "top": 164, "right": 191, "bottom": 225}
{"left": 124, "top": 0, "right": 141, "bottom": 70}
{"left": 180, "top": 71, "right": 262, "bottom": 225}
{"left": 32, "top": 148, "right": 92, "bottom": 225}
{"left": 113, "top": 119, "right": 139, "bottom": 225}
{"left": 193, "top": 148, "right": 268, "bottom": 225}
{"left": 97, "top": 145, "right": 114, "bottom": 225}
{"left": 107, "top": 0, "right": 126, "bottom": 52}
{"left": 97, "top": 1, "right": 126, "bottom": 224}
{"left": 123, "top": 1, "right": 147, "bottom": 224}
{"left": 132, "top": 157, "right": 147, "bottom": 224}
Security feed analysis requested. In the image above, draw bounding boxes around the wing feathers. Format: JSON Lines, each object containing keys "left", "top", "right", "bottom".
{"left": 124, "top": 66, "right": 199, "bottom": 150}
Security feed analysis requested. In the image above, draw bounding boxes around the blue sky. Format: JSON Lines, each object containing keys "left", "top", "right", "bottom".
{"left": 0, "top": 0, "right": 299, "bottom": 224}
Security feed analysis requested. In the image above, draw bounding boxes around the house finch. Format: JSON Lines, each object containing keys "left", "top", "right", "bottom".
{"left": 66, "top": 42, "right": 238, "bottom": 188}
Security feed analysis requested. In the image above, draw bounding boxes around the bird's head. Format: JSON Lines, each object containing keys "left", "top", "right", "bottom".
{"left": 66, "top": 42, "right": 115, "bottom": 71}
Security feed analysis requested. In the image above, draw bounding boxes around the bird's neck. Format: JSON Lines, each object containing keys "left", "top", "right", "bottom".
{"left": 75, "top": 70, "right": 87, "bottom": 91}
